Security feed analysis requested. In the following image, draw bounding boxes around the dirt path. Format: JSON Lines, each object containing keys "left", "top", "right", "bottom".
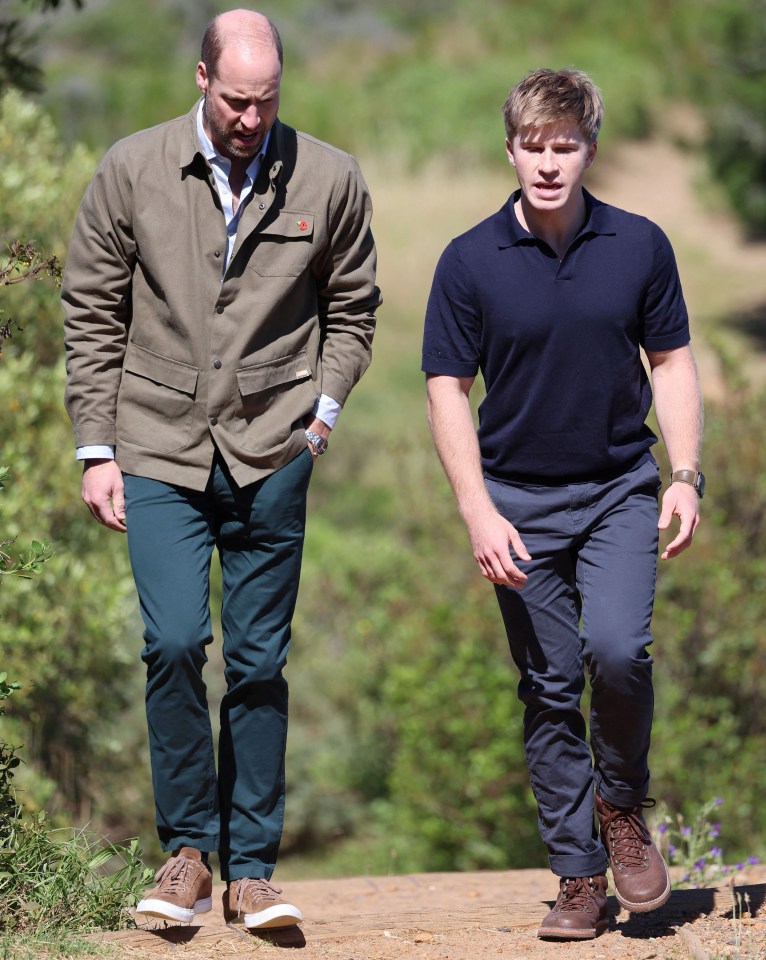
{"left": 93, "top": 867, "right": 766, "bottom": 959}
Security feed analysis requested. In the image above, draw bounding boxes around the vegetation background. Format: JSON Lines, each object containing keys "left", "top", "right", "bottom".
{"left": 1, "top": 0, "right": 765, "bottom": 882}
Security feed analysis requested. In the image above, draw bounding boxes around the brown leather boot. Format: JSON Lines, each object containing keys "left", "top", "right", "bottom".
{"left": 537, "top": 875, "right": 609, "bottom": 939}
{"left": 596, "top": 794, "right": 671, "bottom": 912}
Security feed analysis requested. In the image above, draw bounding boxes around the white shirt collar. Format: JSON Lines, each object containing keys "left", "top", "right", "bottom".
{"left": 195, "top": 100, "right": 271, "bottom": 181}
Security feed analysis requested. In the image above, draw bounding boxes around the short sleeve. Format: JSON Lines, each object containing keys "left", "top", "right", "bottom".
{"left": 422, "top": 241, "right": 483, "bottom": 377}
{"left": 641, "top": 224, "right": 690, "bottom": 352}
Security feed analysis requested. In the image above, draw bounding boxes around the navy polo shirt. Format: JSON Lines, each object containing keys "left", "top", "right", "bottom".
{"left": 422, "top": 189, "right": 691, "bottom": 484}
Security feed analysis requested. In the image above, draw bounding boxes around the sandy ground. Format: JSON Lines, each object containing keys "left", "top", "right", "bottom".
{"left": 91, "top": 866, "right": 766, "bottom": 960}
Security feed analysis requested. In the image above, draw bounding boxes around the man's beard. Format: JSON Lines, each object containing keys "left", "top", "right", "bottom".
{"left": 205, "top": 101, "right": 262, "bottom": 160}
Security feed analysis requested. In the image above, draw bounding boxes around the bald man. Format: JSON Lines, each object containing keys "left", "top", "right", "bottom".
{"left": 63, "top": 9, "right": 380, "bottom": 928}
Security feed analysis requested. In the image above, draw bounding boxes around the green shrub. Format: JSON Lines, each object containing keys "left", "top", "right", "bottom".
{"left": 0, "top": 678, "right": 152, "bottom": 935}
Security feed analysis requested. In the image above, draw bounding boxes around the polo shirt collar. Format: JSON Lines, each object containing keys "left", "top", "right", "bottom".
{"left": 494, "top": 188, "right": 617, "bottom": 249}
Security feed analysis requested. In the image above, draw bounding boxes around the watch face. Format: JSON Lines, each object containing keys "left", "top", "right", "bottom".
{"left": 696, "top": 472, "right": 706, "bottom": 498}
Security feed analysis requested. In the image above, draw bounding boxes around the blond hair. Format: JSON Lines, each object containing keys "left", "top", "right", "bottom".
{"left": 502, "top": 68, "right": 604, "bottom": 144}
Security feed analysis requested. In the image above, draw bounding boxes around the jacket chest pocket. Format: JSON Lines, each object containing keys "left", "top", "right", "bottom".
{"left": 247, "top": 210, "right": 314, "bottom": 277}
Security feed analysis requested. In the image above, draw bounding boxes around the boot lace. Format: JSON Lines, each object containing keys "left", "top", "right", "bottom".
{"left": 556, "top": 876, "right": 600, "bottom": 912}
{"left": 601, "top": 798, "right": 654, "bottom": 868}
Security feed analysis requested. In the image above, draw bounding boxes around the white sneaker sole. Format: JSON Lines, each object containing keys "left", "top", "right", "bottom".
{"left": 136, "top": 896, "right": 212, "bottom": 923}
{"left": 241, "top": 903, "right": 303, "bottom": 929}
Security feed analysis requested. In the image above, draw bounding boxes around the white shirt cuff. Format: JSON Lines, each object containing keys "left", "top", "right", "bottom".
{"left": 76, "top": 445, "right": 115, "bottom": 460}
{"left": 312, "top": 394, "right": 342, "bottom": 430}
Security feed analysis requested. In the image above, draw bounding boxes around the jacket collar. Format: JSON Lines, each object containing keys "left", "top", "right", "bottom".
{"left": 179, "top": 100, "right": 206, "bottom": 170}
{"left": 260, "top": 117, "right": 284, "bottom": 186}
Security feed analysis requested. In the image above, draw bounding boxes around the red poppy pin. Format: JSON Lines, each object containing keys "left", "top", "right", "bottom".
{"left": 297, "top": 220, "right": 308, "bottom": 232}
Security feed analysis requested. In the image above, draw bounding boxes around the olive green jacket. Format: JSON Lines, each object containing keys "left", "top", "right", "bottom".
{"left": 63, "top": 105, "right": 380, "bottom": 490}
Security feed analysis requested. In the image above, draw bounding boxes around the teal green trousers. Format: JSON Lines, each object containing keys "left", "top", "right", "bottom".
{"left": 123, "top": 447, "right": 313, "bottom": 881}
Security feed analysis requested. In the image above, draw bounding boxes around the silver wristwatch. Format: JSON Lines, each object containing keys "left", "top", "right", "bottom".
{"left": 305, "top": 430, "right": 328, "bottom": 456}
{"left": 670, "top": 469, "right": 705, "bottom": 498}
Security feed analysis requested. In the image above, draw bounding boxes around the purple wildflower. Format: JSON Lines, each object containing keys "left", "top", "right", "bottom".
{"left": 681, "top": 826, "right": 692, "bottom": 836}
{"left": 668, "top": 844, "right": 677, "bottom": 858}
{"left": 747, "top": 856, "right": 760, "bottom": 865}
{"left": 714, "top": 797, "right": 724, "bottom": 807}
{"left": 710, "top": 846, "right": 723, "bottom": 858}
{"left": 709, "top": 824, "right": 721, "bottom": 839}
{"left": 658, "top": 822, "right": 668, "bottom": 835}
{"left": 694, "top": 858, "right": 707, "bottom": 872}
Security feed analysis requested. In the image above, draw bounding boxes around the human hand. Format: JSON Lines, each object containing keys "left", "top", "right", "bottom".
{"left": 81, "top": 459, "right": 126, "bottom": 532}
{"left": 465, "top": 506, "right": 531, "bottom": 587}
{"left": 658, "top": 482, "right": 700, "bottom": 559}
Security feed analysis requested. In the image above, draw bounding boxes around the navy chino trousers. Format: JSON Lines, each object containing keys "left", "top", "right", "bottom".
{"left": 487, "top": 457, "right": 662, "bottom": 879}
{"left": 123, "top": 446, "right": 313, "bottom": 882}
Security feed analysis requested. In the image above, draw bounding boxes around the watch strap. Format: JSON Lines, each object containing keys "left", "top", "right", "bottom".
{"left": 670, "top": 469, "right": 704, "bottom": 497}
{"left": 305, "top": 429, "right": 328, "bottom": 455}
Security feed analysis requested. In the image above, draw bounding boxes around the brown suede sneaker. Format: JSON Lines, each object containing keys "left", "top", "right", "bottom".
{"left": 596, "top": 794, "right": 671, "bottom": 912}
{"left": 135, "top": 847, "right": 212, "bottom": 923}
{"left": 223, "top": 877, "right": 302, "bottom": 929}
{"left": 538, "top": 875, "right": 609, "bottom": 939}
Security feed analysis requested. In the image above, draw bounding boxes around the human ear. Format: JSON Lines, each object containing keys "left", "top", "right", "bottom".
{"left": 195, "top": 61, "right": 208, "bottom": 95}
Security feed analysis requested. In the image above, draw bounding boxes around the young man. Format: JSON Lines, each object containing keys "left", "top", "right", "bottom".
{"left": 63, "top": 9, "right": 380, "bottom": 929}
{"left": 422, "top": 68, "right": 703, "bottom": 940}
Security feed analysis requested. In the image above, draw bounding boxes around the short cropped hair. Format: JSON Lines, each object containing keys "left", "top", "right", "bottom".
{"left": 502, "top": 68, "right": 604, "bottom": 144}
{"left": 200, "top": 14, "right": 283, "bottom": 78}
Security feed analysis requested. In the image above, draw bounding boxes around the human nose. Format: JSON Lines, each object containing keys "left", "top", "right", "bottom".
{"left": 240, "top": 104, "right": 260, "bottom": 130}
{"left": 539, "top": 148, "right": 558, "bottom": 174}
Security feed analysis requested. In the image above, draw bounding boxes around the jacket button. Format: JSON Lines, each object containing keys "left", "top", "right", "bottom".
{"left": 216, "top": 305, "right": 224, "bottom": 314}
{"left": 214, "top": 250, "right": 221, "bottom": 258}
{"left": 213, "top": 360, "right": 222, "bottom": 369}
{"left": 259, "top": 202, "right": 265, "bottom": 210}
{"left": 210, "top": 417, "right": 218, "bottom": 426}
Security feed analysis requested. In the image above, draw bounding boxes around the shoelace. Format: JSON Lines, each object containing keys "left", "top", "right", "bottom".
{"left": 153, "top": 854, "right": 193, "bottom": 894}
{"left": 601, "top": 799, "right": 654, "bottom": 867}
{"left": 556, "top": 877, "right": 599, "bottom": 912}
{"left": 235, "top": 877, "right": 283, "bottom": 915}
